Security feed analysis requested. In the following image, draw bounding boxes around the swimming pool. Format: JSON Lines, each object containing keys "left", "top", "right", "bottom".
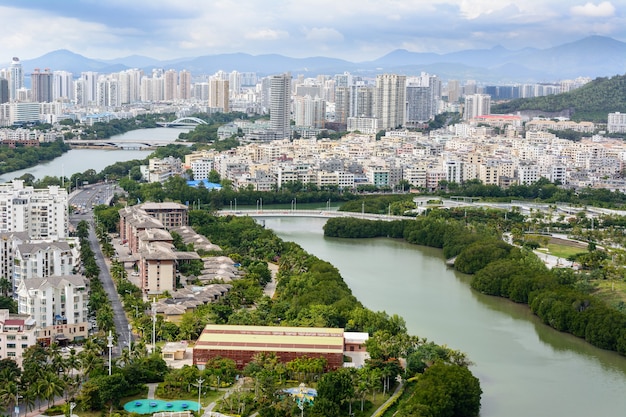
{"left": 123, "top": 399, "right": 201, "bottom": 414}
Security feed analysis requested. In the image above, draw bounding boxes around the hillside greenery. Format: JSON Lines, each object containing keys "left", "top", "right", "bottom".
{"left": 491, "top": 74, "right": 626, "bottom": 122}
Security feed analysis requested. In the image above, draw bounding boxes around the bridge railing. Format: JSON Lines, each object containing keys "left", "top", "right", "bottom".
{"left": 218, "top": 209, "right": 408, "bottom": 221}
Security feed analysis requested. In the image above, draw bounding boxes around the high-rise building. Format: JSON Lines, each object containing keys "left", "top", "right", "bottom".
{"left": 0, "top": 78, "right": 8, "bottom": 104}
{"left": 96, "top": 75, "right": 119, "bottom": 107}
{"left": 79, "top": 71, "right": 98, "bottom": 105}
{"left": 294, "top": 95, "right": 326, "bottom": 128}
{"left": 164, "top": 69, "right": 178, "bottom": 101}
{"left": 8, "top": 57, "right": 23, "bottom": 102}
{"left": 406, "top": 73, "right": 441, "bottom": 125}
{"left": 209, "top": 78, "right": 229, "bottom": 111}
{"left": 118, "top": 69, "right": 143, "bottom": 104}
{"left": 464, "top": 94, "right": 491, "bottom": 120}
{"left": 30, "top": 68, "right": 53, "bottom": 103}
{"left": 269, "top": 73, "right": 292, "bottom": 139}
{"left": 193, "top": 82, "right": 209, "bottom": 101}
{"left": 179, "top": 70, "right": 191, "bottom": 100}
{"left": 349, "top": 83, "right": 375, "bottom": 118}
{"left": 334, "top": 86, "right": 350, "bottom": 124}
{"left": 229, "top": 71, "right": 241, "bottom": 95}
{"left": 447, "top": 80, "right": 460, "bottom": 103}
{"left": 52, "top": 71, "right": 73, "bottom": 101}
{"left": 375, "top": 74, "right": 406, "bottom": 130}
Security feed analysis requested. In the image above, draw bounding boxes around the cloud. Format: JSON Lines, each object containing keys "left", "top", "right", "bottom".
{"left": 245, "top": 29, "right": 289, "bottom": 41}
{"left": 0, "top": 1, "right": 625, "bottom": 62}
{"left": 304, "top": 28, "right": 344, "bottom": 43}
{"left": 570, "top": 1, "right": 616, "bottom": 17}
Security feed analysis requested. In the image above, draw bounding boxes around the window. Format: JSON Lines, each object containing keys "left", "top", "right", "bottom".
{"left": 7, "top": 335, "right": 15, "bottom": 340}
{"left": 7, "top": 352, "right": 15, "bottom": 357}
{"left": 7, "top": 343, "right": 15, "bottom": 349}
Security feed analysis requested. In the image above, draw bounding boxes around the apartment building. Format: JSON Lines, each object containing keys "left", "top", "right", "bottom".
{"left": 0, "top": 309, "right": 36, "bottom": 366}
{"left": 16, "top": 275, "right": 89, "bottom": 345}
{"left": 13, "top": 241, "right": 76, "bottom": 293}
{"left": 0, "top": 180, "right": 68, "bottom": 240}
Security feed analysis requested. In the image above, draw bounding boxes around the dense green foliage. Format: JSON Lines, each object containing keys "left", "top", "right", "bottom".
{"left": 491, "top": 74, "right": 626, "bottom": 122}
{"left": 401, "top": 362, "right": 482, "bottom": 417}
{"left": 81, "top": 113, "right": 175, "bottom": 139}
{"left": 324, "top": 214, "right": 626, "bottom": 355}
{"left": 119, "top": 175, "right": 358, "bottom": 212}
{"left": 0, "top": 139, "right": 70, "bottom": 176}
{"left": 436, "top": 178, "right": 626, "bottom": 209}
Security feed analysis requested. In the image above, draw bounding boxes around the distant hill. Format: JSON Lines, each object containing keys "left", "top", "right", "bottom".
{"left": 491, "top": 74, "right": 626, "bottom": 122}
{"left": 8, "top": 35, "right": 626, "bottom": 83}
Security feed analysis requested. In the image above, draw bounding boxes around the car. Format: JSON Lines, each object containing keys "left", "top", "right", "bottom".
{"left": 131, "top": 272, "right": 140, "bottom": 276}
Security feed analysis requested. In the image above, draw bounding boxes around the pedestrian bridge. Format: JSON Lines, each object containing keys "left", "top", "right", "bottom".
{"left": 156, "top": 117, "right": 208, "bottom": 127}
{"left": 219, "top": 209, "right": 408, "bottom": 222}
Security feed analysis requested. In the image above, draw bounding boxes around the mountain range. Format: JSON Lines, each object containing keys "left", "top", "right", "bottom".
{"left": 7, "top": 36, "right": 626, "bottom": 83}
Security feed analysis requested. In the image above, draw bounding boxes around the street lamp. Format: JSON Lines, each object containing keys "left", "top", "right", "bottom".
{"left": 107, "top": 330, "right": 114, "bottom": 376}
{"left": 128, "top": 324, "right": 132, "bottom": 350}
{"left": 151, "top": 298, "right": 157, "bottom": 352}
{"left": 15, "top": 386, "right": 21, "bottom": 417}
{"left": 260, "top": 197, "right": 263, "bottom": 212}
{"left": 196, "top": 378, "right": 205, "bottom": 413}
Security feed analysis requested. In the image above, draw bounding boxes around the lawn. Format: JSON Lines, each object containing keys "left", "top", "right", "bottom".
{"left": 546, "top": 243, "right": 587, "bottom": 259}
{"left": 593, "top": 279, "right": 626, "bottom": 306}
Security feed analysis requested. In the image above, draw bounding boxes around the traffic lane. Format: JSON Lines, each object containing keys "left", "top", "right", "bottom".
{"left": 85, "top": 218, "right": 132, "bottom": 356}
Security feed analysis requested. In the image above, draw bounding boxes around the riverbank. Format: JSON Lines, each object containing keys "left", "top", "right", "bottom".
{"left": 266, "top": 216, "right": 626, "bottom": 417}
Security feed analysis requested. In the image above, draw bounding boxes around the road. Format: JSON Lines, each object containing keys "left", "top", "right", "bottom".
{"left": 70, "top": 183, "right": 131, "bottom": 355}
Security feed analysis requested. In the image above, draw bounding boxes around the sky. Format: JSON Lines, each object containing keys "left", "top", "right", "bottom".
{"left": 1, "top": 0, "right": 624, "bottom": 62}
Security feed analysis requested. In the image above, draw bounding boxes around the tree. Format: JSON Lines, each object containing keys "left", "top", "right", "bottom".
{"left": 410, "top": 362, "right": 482, "bottom": 417}
{"left": 312, "top": 368, "right": 355, "bottom": 417}
{"left": 208, "top": 170, "right": 221, "bottom": 183}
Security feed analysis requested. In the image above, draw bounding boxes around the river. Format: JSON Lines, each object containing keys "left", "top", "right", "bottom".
{"left": 0, "top": 127, "right": 188, "bottom": 182}
{"left": 264, "top": 216, "right": 626, "bottom": 417}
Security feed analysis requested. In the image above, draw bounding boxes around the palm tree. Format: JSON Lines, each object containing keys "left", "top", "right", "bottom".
{"left": 0, "top": 277, "right": 12, "bottom": 297}
{"left": 0, "top": 380, "right": 18, "bottom": 417}
{"left": 42, "top": 372, "right": 65, "bottom": 408}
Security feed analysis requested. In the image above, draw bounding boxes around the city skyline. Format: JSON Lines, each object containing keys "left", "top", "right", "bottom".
{"left": 0, "top": 0, "right": 623, "bottom": 62}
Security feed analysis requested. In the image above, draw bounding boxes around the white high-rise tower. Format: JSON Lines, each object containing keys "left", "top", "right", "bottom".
{"left": 9, "top": 57, "right": 24, "bottom": 101}
{"left": 269, "top": 73, "right": 291, "bottom": 140}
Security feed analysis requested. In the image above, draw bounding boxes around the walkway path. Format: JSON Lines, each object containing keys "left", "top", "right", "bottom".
{"left": 371, "top": 379, "right": 404, "bottom": 417}
{"left": 147, "top": 382, "right": 158, "bottom": 399}
{"left": 202, "top": 378, "right": 244, "bottom": 417}
{"left": 264, "top": 263, "right": 278, "bottom": 299}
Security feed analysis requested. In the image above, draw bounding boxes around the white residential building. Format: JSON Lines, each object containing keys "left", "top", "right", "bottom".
{"left": 464, "top": 94, "right": 491, "bottom": 120}
{"left": 16, "top": 275, "right": 89, "bottom": 337}
{"left": 608, "top": 112, "right": 626, "bottom": 134}
{"left": 13, "top": 241, "right": 76, "bottom": 292}
{"left": 0, "top": 180, "right": 68, "bottom": 240}
{"left": 191, "top": 159, "right": 214, "bottom": 181}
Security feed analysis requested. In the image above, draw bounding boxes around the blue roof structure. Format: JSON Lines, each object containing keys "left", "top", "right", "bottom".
{"left": 186, "top": 180, "right": 222, "bottom": 190}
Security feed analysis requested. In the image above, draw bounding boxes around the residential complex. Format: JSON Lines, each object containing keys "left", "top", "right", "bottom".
{"left": 0, "top": 180, "right": 69, "bottom": 240}
{"left": 118, "top": 202, "right": 198, "bottom": 295}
